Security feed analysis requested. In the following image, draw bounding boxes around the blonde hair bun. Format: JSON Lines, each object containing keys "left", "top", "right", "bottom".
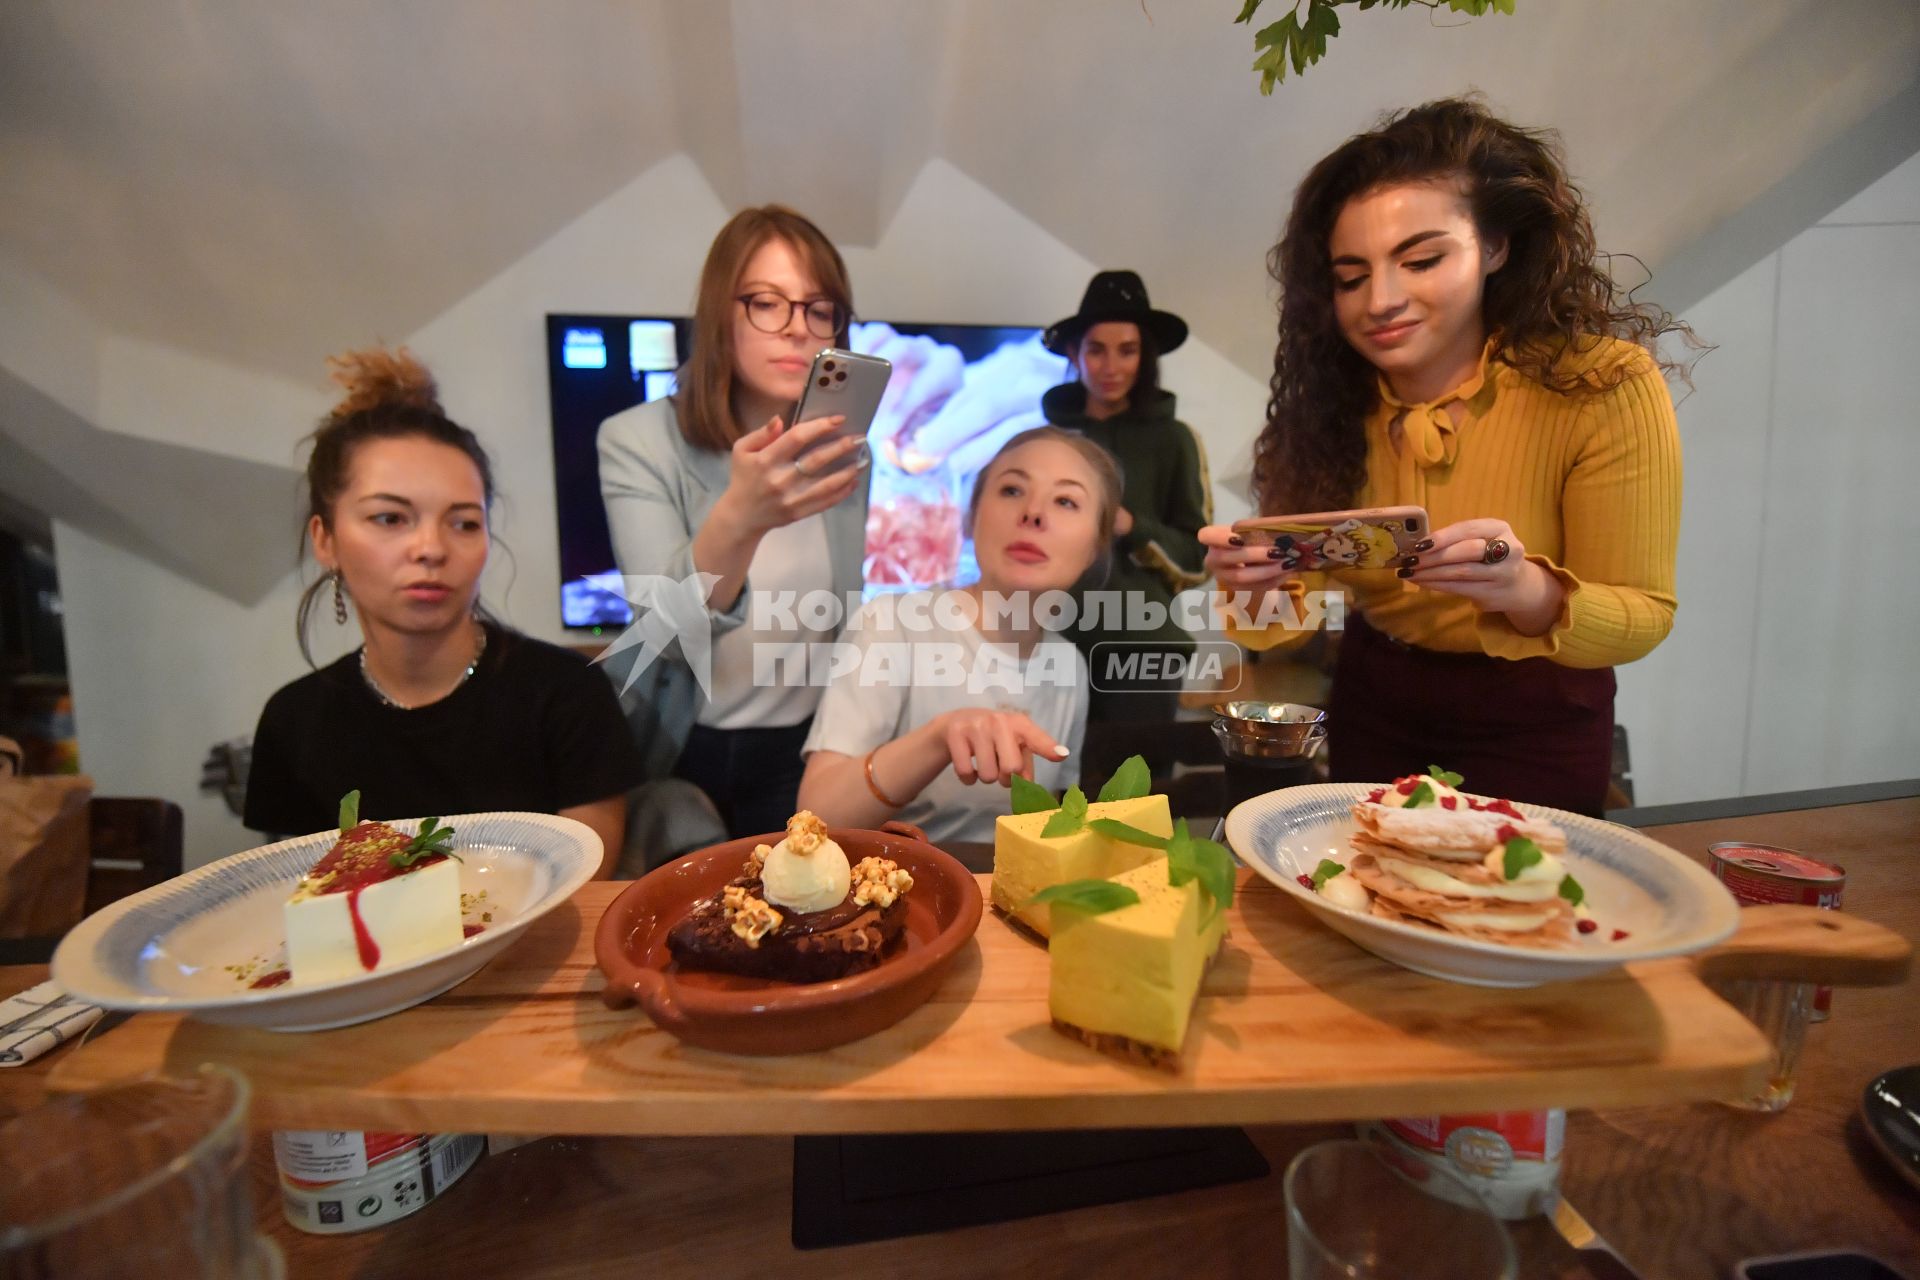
{"left": 324, "top": 345, "right": 442, "bottom": 424}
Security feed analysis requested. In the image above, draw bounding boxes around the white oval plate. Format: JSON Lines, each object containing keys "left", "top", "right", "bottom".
{"left": 53, "top": 812, "right": 601, "bottom": 1031}
{"left": 1225, "top": 784, "right": 1739, "bottom": 987}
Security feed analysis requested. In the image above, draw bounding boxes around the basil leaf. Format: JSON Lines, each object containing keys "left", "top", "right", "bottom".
{"left": 1086, "top": 818, "right": 1169, "bottom": 850}
{"left": 390, "top": 817, "right": 461, "bottom": 869}
{"left": 1404, "top": 780, "right": 1436, "bottom": 809}
{"left": 1166, "top": 820, "right": 1236, "bottom": 921}
{"left": 1040, "top": 785, "right": 1089, "bottom": 838}
{"left": 338, "top": 789, "right": 361, "bottom": 835}
{"left": 1096, "top": 755, "right": 1152, "bottom": 804}
{"left": 1311, "top": 858, "right": 1346, "bottom": 889}
{"left": 1557, "top": 874, "right": 1585, "bottom": 907}
{"left": 1027, "top": 879, "right": 1140, "bottom": 916}
{"left": 1501, "top": 836, "right": 1544, "bottom": 881}
{"left": 1427, "top": 765, "right": 1464, "bottom": 788}
{"left": 1010, "top": 774, "right": 1058, "bottom": 816}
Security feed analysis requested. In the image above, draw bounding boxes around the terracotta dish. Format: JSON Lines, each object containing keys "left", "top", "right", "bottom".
{"left": 595, "top": 821, "right": 982, "bottom": 1055}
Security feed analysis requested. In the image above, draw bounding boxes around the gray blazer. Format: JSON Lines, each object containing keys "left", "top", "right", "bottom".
{"left": 596, "top": 396, "right": 868, "bottom": 777}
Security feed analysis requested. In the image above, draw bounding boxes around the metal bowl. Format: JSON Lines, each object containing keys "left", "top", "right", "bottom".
{"left": 1210, "top": 701, "right": 1327, "bottom": 761}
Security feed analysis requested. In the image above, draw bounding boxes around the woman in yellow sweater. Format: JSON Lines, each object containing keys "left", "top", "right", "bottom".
{"left": 1204, "top": 99, "right": 1693, "bottom": 815}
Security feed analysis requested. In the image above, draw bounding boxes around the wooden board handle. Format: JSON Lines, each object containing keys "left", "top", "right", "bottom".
{"left": 1692, "top": 904, "right": 1911, "bottom": 986}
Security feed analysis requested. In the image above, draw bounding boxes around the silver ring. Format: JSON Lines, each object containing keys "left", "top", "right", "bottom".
{"left": 792, "top": 456, "right": 813, "bottom": 479}
{"left": 1482, "top": 538, "right": 1511, "bottom": 565}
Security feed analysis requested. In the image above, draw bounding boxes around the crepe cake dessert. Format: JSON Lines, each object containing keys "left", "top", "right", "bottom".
{"left": 1335, "top": 771, "right": 1589, "bottom": 949}
{"left": 667, "top": 811, "right": 915, "bottom": 983}
{"left": 991, "top": 757, "right": 1172, "bottom": 938}
{"left": 282, "top": 791, "right": 464, "bottom": 985}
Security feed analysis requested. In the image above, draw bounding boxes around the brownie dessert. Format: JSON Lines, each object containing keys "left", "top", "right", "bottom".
{"left": 667, "top": 813, "right": 916, "bottom": 984}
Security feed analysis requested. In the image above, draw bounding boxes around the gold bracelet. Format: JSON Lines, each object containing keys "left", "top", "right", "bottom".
{"left": 864, "top": 747, "right": 908, "bottom": 810}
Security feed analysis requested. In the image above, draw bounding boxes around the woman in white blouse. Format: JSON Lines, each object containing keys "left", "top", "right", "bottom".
{"left": 598, "top": 205, "right": 868, "bottom": 838}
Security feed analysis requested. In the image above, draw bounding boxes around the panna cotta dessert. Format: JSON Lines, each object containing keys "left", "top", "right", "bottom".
{"left": 283, "top": 792, "right": 464, "bottom": 985}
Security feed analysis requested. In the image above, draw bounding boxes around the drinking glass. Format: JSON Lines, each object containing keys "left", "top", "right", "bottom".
{"left": 0, "top": 1063, "right": 279, "bottom": 1279}
{"left": 1285, "top": 1137, "right": 1515, "bottom": 1280}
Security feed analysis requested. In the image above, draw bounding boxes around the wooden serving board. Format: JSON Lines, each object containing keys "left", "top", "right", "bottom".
{"left": 46, "top": 876, "right": 1905, "bottom": 1136}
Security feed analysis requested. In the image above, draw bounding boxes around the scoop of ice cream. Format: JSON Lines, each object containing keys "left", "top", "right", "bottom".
{"left": 759, "top": 811, "right": 852, "bottom": 915}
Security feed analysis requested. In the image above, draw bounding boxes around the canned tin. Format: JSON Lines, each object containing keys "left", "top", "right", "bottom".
{"left": 1360, "top": 1110, "right": 1564, "bottom": 1219}
{"left": 1709, "top": 842, "right": 1845, "bottom": 1019}
{"left": 273, "top": 1130, "right": 483, "bottom": 1234}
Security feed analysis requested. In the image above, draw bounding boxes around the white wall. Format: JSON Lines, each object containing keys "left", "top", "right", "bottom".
{"left": 1615, "top": 150, "right": 1920, "bottom": 804}
{"left": 52, "top": 153, "right": 1266, "bottom": 868}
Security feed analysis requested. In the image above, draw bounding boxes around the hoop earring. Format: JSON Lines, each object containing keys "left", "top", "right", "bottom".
{"left": 332, "top": 571, "right": 348, "bottom": 625}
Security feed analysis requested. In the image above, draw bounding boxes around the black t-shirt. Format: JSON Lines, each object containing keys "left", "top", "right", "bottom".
{"left": 243, "top": 625, "right": 644, "bottom": 837}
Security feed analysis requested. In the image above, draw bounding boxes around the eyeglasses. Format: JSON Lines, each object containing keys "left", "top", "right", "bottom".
{"left": 736, "top": 292, "right": 847, "bottom": 340}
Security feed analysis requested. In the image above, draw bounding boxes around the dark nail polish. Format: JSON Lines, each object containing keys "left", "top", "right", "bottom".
{"left": 1413, "top": 538, "right": 1435, "bottom": 553}
{"left": 1401, "top": 555, "right": 1419, "bottom": 569}
{"left": 1228, "top": 535, "right": 1245, "bottom": 547}
{"left": 1267, "top": 547, "right": 1285, "bottom": 559}
{"left": 1396, "top": 566, "right": 1415, "bottom": 579}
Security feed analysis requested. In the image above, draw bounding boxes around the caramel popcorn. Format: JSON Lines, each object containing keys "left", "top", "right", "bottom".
{"left": 851, "top": 857, "right": 914, "bottom": 909}
{"left": 721, "top": 884, "right": 782, "bottom": 947}
{"left": 744, "top": 843, "right": 773, "bottom": 877}
{"left": 784, "top": 810, "right": 830, "bottom": 855}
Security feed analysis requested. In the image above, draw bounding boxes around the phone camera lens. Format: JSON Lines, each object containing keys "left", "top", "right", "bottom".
{"left": 1406, "top": 517, "right": 1421, "bottom": 532}
{"left": 817, "top": 376, "right": 830, "bottom": 388}
{"left": 822, "top": 359, "right": 836, "bottom": 372}
{"left": 834, "top": 371, "right": 847, "bottom": 383}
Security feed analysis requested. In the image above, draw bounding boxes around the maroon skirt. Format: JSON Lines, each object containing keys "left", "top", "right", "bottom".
{"left": 1328, "top": 613, "right": 1616, "bottom": 817}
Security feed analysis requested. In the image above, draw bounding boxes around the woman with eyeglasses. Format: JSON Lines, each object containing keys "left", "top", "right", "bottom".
{"left": 597, "top": 205, "right": 868, "bottom": 839}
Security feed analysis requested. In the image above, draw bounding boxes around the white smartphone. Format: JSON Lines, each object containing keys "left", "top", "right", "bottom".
{"left": 791, "top": 348, "right": 890, "bottom": 477}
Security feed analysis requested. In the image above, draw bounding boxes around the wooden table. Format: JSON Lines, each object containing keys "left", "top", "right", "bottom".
{"left": 6, "top": 796, "right": 1916, "bottom": 1277}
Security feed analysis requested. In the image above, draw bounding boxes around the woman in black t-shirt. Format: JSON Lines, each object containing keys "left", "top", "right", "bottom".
{"left": 243, "top": 347, "right": 642, "bottom": 874}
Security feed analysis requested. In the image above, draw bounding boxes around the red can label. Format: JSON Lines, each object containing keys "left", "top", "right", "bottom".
{"left": 1709, "top": 842, "right": 1844, "bottom": 1016}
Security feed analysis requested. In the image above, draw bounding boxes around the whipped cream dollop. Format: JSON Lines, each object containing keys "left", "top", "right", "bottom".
{"left": 1320, "top": 871, "right": 1372, "bottom": 912}
{"left": 758, "top": 811, "right": 851, "bottom": 915}
{"left": 1375, "top": 773, "right": 1464, "bottom": 809}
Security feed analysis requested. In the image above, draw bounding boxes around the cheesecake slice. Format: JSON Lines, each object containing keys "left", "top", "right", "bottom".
{"left": 1046, "top": 859, "right": 1228, "bottom": 1070}
{"left": 284, "top": 817, "right": 464, "bottom": 985}
{"left": 991, "top": 794, "right": 1173, "bottom": 937}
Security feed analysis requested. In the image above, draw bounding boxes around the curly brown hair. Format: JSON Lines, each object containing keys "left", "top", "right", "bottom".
{"left": 1252, "top": 97, "right": 1698, "bottom": 514}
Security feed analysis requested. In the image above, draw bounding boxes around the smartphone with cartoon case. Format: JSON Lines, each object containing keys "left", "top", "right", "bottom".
{"left": 790, "top": 347, "right": 890, "bottom": 478}
{"left": 1231, "top": 505, "right": 1428, "bottom": 571}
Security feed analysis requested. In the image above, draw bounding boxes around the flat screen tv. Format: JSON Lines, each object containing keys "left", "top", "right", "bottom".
{"left": 547, "top": 314, "right": 1069, "bottom": 630}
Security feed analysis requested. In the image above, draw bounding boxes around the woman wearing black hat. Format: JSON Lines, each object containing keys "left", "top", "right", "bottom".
{"left": 1042, "top": 270, "right": 1212, "bottom": 723}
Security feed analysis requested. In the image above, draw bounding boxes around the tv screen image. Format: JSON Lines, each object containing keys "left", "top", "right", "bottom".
{"left": 546, "top": 315, "right": 1070, "bottom": 630}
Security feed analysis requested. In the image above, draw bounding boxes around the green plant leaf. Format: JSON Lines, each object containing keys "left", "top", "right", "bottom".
{"left": 338, "top": 789, "right": 361, "bottom": 834}
{"left": 1040, "top": 785, "right": 1089, "bottom": 838}
{"left": 1166, "top": 819, "right": 1237, "bottom": 921}
{"left": 1233, "top": 0, "right": 1265, "bottom": 23}
{"left": 1027, "top": 879, "right": 1141, "bottom": 916}
{"left": 1087, "top": 819, "right": 1170, "bottom": 850}
{"left": 1404, "top": 780, "right": 1437, "bottom": 809}
{"left": 1427, "top": 765, "right": 1464, "bottom": 788}
{"left": 1501, "top": 835, "right": 1543, "bottom": 881}
{"left": 1010, "top": 774, "right": 1058, "bottom": 815}
{"left": 1558, "top": 874, "right": 1585, "bottom": 907}
{"left": 1096, "top": 755, "right": 1152, "bottom": 804}
{"left": 1311, "top": 858, "right": 1347, "bottom": 889}
{"left": 390, "top": 817, "right": 460, "bottom": 869}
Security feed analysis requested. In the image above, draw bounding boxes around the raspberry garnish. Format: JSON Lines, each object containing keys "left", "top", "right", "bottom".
{"left": 1296, "top": 874, "right": 1314, "bottom": 889}
{"left": 1366, "top": 788, "right": 1386, "bottom": 804}
{"left": 1440, "top": 796, "right": 1458, "bottom": 810}
{"left": 1496, "top": 823, "right": 1520, "bottom": 844}
{"left": 1611, "top": 929, "right": 1630, "bottom": 941}
{"left": 1576, "top": 919, "right": 1598, "bottom": 935}
{"left": 1486, "top": 799, "right": 1523, "bottom": 819}
{"left": 1395, "top": 778, "right": 1419, "bottom": 795}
